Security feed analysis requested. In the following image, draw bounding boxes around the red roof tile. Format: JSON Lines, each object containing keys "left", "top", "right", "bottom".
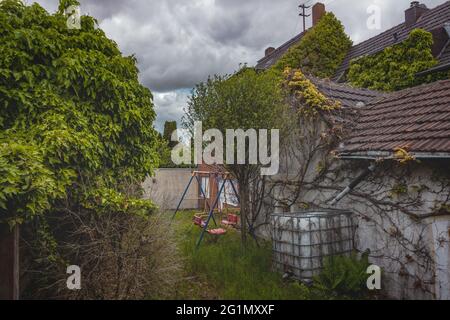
{"left": 339, "top": 79, "right": 450, "bottom": 156}
{"left": 255, "top": 2, "right": 450, "bottom": 78}
{"left": 334, "top": 1, "right": 450, "bottom": 80}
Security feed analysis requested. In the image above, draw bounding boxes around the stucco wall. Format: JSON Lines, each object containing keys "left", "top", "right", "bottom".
{"left": 142, "top": 168, "right": 199, "bottom": 210}
{"left": 255, "top": 117, "right": 450, "bottom": 299}
{"left": 263, "top": 158, "right": 450, "bottom": 300}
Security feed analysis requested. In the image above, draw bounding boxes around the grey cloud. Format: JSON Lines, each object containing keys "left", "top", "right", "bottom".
{"left": 32, "top": 0, "right": 449, "bottom": 130}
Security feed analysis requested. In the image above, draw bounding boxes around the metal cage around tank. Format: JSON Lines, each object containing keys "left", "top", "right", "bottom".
{"left": 271, "top": 210, "right": 356, "bottom": 281}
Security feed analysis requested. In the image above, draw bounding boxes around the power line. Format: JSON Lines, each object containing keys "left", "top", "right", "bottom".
{"left": 298, "top": 1, "right": 311, "bottom": 32}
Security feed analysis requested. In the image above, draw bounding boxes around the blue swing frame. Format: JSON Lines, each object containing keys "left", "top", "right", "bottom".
{"left": 172, "top": 170, "right": 240, "bottom": 249}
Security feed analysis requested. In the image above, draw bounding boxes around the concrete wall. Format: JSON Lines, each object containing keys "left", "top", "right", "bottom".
{"left": 257, "top": 119, "right": 450, "bottom": 299}
{"left": 142, "top": 168, "right": 199, "bottom": 210}
{"left": 266, "top": 158, "right": 450, "bottom": 299}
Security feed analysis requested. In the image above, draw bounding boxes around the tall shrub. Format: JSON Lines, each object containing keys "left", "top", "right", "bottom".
{"left": 273, "top": 13, "right": 352, "bottom": 78}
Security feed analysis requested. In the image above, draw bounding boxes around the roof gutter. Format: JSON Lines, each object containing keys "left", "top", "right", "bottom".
{"left": 416, "top": 62, "right": 450, "bottom": 76}
{"left": 339, "top": 151, "right": 450, "bottom": 160}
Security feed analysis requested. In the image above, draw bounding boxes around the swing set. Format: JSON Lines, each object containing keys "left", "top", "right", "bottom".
{"left": 172, "top": 170, "right": 240, "bottom": 249}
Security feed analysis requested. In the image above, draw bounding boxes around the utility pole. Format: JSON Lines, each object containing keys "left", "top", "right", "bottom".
{"left": 299, "top": 2, "right": 311, "bottom": 32}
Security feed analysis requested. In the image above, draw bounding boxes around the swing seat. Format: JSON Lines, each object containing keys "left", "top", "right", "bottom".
{"left": 221, "top": 214, "right": 239, "bottom": 226}
{"left": 193, "top": 215, "right": 206, "bottom": 227}
{"left": 193, "top": 215, "right": 226, "bottom": 235}
{"left": 207, "top": 228, "right": 227, "bottom": 235}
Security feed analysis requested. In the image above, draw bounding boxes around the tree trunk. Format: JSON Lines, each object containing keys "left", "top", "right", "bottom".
{"left": 239, "top": 184, "right": 249, "bottom": 245}
{"left": 0, "top": 224, "right": 19, "bottom": 300}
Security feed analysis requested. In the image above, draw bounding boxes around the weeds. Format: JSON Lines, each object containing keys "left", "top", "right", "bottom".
{"left": 173, "top": 211, "right": 309, "bottom": 300}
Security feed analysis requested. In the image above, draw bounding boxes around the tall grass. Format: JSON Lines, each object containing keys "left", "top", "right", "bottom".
{"left": 174, "top": 211, "right": 309, "bottom": 300}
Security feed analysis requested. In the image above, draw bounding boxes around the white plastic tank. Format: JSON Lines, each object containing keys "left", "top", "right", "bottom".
{"left": 271, "top": 210, "right": 356, "bottom": 281}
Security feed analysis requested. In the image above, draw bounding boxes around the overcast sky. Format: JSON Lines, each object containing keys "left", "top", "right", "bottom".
{"left": 31, "top": 0, "right": 448, "bottom": 131}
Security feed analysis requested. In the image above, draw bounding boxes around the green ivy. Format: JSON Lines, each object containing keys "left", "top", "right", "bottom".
{"left": 272, "top": 13, "right": 352, "bottom": 78}
{"left": 348, "top": 29, "right": 440, "bottom": 91}
{"left": 0, "top": 0, "right": 159, "bottom": 225}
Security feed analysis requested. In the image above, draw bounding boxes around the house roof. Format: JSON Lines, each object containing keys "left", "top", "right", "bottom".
{"left": 255, "top": 2, "right": 450, "bottom": 77}
{"left": 339, "top": 79, "right": 450, "bottom": 158}
{"left": 334, "top": 1, "right": 450, "bottom": 80}
{"left": 438, "top": 40, "right": 450, "bottom": 66}
{"left": 309, "top": 76, "right": 382, "bottom": 108}
{"left": 255, "top": 32, "right": 306, "bottom": 70}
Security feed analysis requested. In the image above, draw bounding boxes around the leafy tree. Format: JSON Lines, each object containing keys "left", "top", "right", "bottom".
{"left": 347, "top": 29, "right": 439, "bottom": 91}
{"left": 0, "top": 0, "right": 160, "bottom": 294}
{"left": 183, "top": 67, "right": 288, "bottom": 243}
{"left": 163, "top": 120, "right": 178, "bottom": 148}
{"left": 272, "top": 13, "right": 352, "bottom": 78}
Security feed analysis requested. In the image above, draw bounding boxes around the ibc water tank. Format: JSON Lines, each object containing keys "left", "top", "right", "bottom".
{"left": 271, "top": 210, "right": 356, "bottom": 281}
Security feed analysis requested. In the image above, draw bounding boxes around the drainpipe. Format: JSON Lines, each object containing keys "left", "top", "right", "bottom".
{"left": 330, "top": 163, "right": 377, "bottom": 206}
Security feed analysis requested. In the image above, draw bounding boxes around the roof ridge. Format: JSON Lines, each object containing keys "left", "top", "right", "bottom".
{"left": 351, "top": 0, "right": 449, "bottom": 49}
{"left": 307, "top": 74, "right": 383, "bottom": 94}
{"left": 256, "top": 31, "right": 306, "bottom": 64}
{"left": 334, "top": 0, "right": 450, "bottom": 79}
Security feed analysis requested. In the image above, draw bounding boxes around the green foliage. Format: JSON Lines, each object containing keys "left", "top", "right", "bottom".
{"left": 81, "top": 187, "right": 156, "bottom": 218}
{"left": 272, "top": 13, "right": 352, "bottom": 78}
{"left": 0, "top": 139, "right": 73, "bottom": 226}
{"left": 348, "top": 29, "right": 439, "bottom": 91}
{"left": 174, "top": 212, "right": 310, "bottom": 300}
{"left": 184, "top": 67, "right": 287, "bottom": 142}
{"left": 0, "top": 0, "right": 159, "bottom": 224}
{"left": 163, "top": 121, "right": 178, "bottom": 148}
{"left": 184, "top": 67, "right": 288, "bottom": 243}
{"left": 312, "top": 252, "right": 371, "bottom": 299}
{"left": 57, "top": 0, "right": 80, "bottom": 14}
{"left": 283, "top": 68, "right": 340, "bottom": 117}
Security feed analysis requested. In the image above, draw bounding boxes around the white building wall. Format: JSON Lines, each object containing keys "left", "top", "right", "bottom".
{"left": 142, "top": 168, "right": 199, "bottom": 210}
{"left": 259, "top": 120, "right": 450, "bottom": 299}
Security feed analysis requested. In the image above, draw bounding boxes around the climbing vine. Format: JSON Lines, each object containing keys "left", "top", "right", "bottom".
{"left": 0, "top": 0, "right": 162, "bottom": 298}
{"left": 0, "top": 0, "right": 159, "bottom": 225}
{"left": 283, "top": 68, "right": 341, "bottom": 117}
{"left": 273, "top": 13, "right": 352, "bottom": 78}
{"left": 348, "top": 29, "right": 440, "bottom": 91}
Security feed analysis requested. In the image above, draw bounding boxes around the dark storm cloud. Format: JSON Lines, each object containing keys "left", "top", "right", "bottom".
{"left": 32, "top": 0, "right": 449, "bottom": 130}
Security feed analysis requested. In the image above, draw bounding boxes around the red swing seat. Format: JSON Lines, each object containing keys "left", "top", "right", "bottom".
{"left": 221, "top": 213, "right": 239, "bottom": 226}
{"left": 193, "top": 215, "right": 227, "bottom": 235}
{"left": 207, "top": 228, "right": 227, "bottom": 235}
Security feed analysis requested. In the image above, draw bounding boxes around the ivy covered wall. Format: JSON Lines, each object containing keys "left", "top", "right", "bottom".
{"left": 347, "top": 29, "right": 441, "bottom": 91}
{"left": 272, "top": 13, "right": 352, "bottom": 78}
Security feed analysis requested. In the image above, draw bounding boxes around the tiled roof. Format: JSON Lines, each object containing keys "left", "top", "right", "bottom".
{"left": 339, "top": 79, "right": 450, "bottom": 156}
{"left": 438, "top": 40, "right": 450, "bottom": 66}
{"left": 255, "top": 32, "right": 306, "bottom": 70}
{"left": 309, "top": 76, "right": 382, "bottom": 108}
{"left": 334, "top": 1, "right": 450, "bottom": 80}
{"left": 255, "top": 2, "right": 450, "bottom": 77}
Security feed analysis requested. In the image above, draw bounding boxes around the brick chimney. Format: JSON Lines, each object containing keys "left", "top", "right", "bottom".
{"left": 405, "top": 1, "right": 429, "bottom": 27}
{"left": 265, "top": 47, "right": 275, "bottom": 56}
{"left": 312, "top": 2, "right": 326, "bottom": 26}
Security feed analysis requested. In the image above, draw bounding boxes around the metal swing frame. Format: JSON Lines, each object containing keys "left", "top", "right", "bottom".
{"left": 172, "top": 170, "right": 240, "bottom": 249}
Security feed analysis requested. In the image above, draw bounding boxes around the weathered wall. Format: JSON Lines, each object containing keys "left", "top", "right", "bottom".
{"left": 263, "top": 157, "right": 450, "bottom": 300}
{"left": 142, "top": 168, "right": 199, "bottom": 210}
{"left": 256, "top": 117, "right": 450, "bottom": 299}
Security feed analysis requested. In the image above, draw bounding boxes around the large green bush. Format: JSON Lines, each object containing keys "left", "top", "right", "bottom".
{"left": 272, "top": 13, "right": 352, "bottom": 78}
{"left": 348, "top": 29, "right": 439, "bottom": 91}
{"left": 0, "top": 0, "right": 163, "bottom": 297}
{"left": 0, "top": 0, "right": 159, "bottom": 225}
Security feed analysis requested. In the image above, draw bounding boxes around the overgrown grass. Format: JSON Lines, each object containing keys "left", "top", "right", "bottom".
{"left": 173, "top": 211, "right": 310, "bottom": 300}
